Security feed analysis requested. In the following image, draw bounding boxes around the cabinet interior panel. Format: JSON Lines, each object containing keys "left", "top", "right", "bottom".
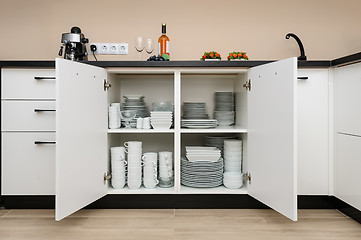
{"left": 108, "top": 74, "right": 175, "bottom": 108}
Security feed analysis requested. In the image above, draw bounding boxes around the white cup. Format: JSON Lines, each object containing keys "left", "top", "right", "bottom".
{"left": 127, "top": 165, "right": 143, "bottom": 172}
{"left": 124, "top": 141, "right": 142, "bottom": 148}
{"left": 136, "top": 118, "right": 144, "bottom": 129}
{"left": 224, "top": 155, "right": 242, "bottom": 161}
{"left": 127, "top": 179, "right": 141, "bottom": 189}
{"left": 126, "top": 148, "right": 143, "bottom": 155}
{"left": 111, "top": 179, "right": 126, "bottom": 189}
{"left": 110, "top": 146, "right": 126, "bottom": 161}
{"left": 224, "top": 139, "right": 243, "bottom": 147}
{"left": 142, "top": 152, "right": 158, "bottom": 164}
{"left": 143, "top": 117, "right": 151, "bottom": 129}
{"left": 143, "top": 179, "right": 159, "bottom": 189}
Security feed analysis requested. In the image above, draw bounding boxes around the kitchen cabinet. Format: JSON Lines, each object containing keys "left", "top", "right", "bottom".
{"left": 333, "top": 62, "right": 361, "bottom": 136}
{"left": 297, "top": 69, "right": 329, "bottom": 195}
{"left": 333, "top": 61, "right": 361, "bottom": 211}
{"left": 1, "top": 54, "right": 360, "bottom": 222}
{"left": 1, "top": 69, "right": 56, "bottom": 195}
{"left": 334, "top": 133, "right": 361, "bottom": 211}
{"left": 54, "top": 58, "right": 298, "bottom": 221}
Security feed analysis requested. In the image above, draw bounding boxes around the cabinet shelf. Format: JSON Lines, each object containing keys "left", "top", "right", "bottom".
{"left": 107, "top": 186, "right": 176, "bottom": 194}
{"left": 179, "top": 185, "right": 248, "bottom": 194}
{"left": 108, "top": 129, "right": 174, "bottom": 134}
{"left": 180, "top": 126, "right": 247, "bottom": 133}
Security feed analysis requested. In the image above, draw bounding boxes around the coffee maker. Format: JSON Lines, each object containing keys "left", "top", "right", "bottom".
{"left": 58, "top": 26, "right": 88, "bottom": 61}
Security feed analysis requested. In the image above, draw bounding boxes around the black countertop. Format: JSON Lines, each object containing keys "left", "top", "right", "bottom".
{"left": 0, "top": 52, "right": 359, "bottom": 68}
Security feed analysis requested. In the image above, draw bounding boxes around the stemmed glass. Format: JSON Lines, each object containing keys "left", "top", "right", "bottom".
{"left": 145, "top": 38, "right": 154, "bottom": 58}
{"left": 120, "top": 110, "right": 137, "bottom": 128}
{"left": 135, "top": 37, "right": 144, "bottom": 60}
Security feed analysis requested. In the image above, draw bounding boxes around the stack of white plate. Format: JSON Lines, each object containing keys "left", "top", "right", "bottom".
{"left": 181, "top": 119, "right": 217, "bottom": 129}
{"left": 204, "top": 136, "right": 237, "bottom": 157}
{"left": 150, "top": 111, "right": 173, "bottom": 130}
{"left": 223, "top": 139, "right": 243, "bottom": 172}
{"left": 181, "top": 157, "right": 223, "bottom": 188}
{"left": 214, "top": 111, "right": 235, "bottom": 126}
{"left": 122, "top": 95, "right": 149, "bottom": 127}
{"left": 182, "top": 102, "right": 208, "bottom": 119}
{"left": 185, "top": 146, "right": 221, "bottom": 162}
{"left": 214, "top": 92, "right": 235, "bottom": 126}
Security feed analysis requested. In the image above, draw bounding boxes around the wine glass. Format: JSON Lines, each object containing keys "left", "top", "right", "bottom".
{"left": 135, "top": 37, "right": 144, "bottom": 60}
{"left": 145, "top": 38, "right": 154, "bottom": 58}
{"left": 120, "top": 110, "right": 137, "bottom": 128}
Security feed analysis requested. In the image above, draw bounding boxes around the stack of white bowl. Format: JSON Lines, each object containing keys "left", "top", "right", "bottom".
{"left": 124, "top": 141, "right": 143, "bottom": 189}
{"left": 158, "top": 151, "right": 174, "bottom": 187}
{"left": 110, "top": 146, "right": 127, "bottom": 189}
{"left": 223, "top": 139, "right": 243, "bottom": 189}
{"left": 142, "top": 152, "right": 159, "bottom": 189}
{"left": 214, "top": 92, "right": 235, "bottom": 126}
{"left": 150, "top": 111, "right": 173, "bottom": 130}
{"left": 108, "top": 103, "right": 121, "bottom": 129}
{"left": 223, "top": 172, "right": 243, "bottom": 189}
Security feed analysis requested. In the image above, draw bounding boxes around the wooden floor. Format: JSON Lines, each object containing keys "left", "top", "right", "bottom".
{"left": 0, "top": 208, "right": 360, "bottom": 239}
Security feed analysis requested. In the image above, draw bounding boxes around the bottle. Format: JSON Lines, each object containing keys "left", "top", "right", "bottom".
{"left": 158, "top": 23, "right": 170, "bottom": 58}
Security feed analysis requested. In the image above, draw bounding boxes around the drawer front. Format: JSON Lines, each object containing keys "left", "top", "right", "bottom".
{"left": 1, "top": 100, "right": 56, "bottom": 131}
{"left": 1, "top": 69, "right": 55, "bottom": 99}
{"left": 1, "top": 132, "right": 55, "bottom": 195}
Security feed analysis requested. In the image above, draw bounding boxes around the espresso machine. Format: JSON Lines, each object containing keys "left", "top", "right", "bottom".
{"left": 58, "top": 26, "right": 88, "bottom": 61}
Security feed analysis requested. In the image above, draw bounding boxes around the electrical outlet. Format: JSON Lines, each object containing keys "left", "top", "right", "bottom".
{"left": 90, "top": 43, "right": 128, "bottom": 55}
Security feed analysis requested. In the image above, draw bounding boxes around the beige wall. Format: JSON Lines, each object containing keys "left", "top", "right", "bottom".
{"left": 0, "top": 0, "right": 360, "bottom": 61}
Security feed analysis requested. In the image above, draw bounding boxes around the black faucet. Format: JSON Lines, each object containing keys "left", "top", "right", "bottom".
{"left": 285, "top": 33, "right": 307, "bottom": 61}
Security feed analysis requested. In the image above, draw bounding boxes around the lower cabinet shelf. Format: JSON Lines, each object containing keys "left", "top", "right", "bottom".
{"left": 107, "top": 186, "right": 176, "bottom": 194}
{"left": 179, "top": 185, "right": 248, "bottom": 194}
{"left": 107, "top": 186, "right": 248, "bottom": 195}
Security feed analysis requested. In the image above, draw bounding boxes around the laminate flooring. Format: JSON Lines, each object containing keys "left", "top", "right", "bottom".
{"left": 0, "top": 208, "right": 360, "bottom": 240}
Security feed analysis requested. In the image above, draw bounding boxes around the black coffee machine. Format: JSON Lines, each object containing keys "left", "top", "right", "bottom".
{"left": 58, "top": 26, "right": 88, "bottom": 61}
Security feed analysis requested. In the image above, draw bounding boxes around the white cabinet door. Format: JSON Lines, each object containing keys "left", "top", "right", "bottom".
{"left": 248, "top": 57, "right": 298, "bottom": 221}
{"left": 334, "top": 62, "right": 361, "bottom": 136}
{"left": 297, "top": 69, "right": 329, "bottom": 195}
{"left": 334, "top": 133, "right": 361, "bottom": 211}
{"left": 55, "top": 59, "right": 108, "bottom": 221}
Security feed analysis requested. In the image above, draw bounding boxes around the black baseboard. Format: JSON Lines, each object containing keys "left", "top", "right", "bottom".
{"left": 2, "top": 195, "right": 360, "bottom": 224}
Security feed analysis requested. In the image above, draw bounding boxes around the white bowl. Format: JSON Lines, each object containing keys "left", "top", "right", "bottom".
{"left": 186, "top": 154, "right": 221, "bottom": 162}
{"left": 151, "top": 122, "right": 172, "bottom": 130}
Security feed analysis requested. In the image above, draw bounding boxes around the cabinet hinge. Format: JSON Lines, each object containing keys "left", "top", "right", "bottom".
{"left": 103, "top": 79, "right": 111, "bottom": 91}
{"left": 104, "top": 172, "right": 111, "bottom": 184}
{"left": 243, "top": 79, "right": 251, "bottom": 91}
{"left": 244, "top": 172, "right": 251, "bottom": 184}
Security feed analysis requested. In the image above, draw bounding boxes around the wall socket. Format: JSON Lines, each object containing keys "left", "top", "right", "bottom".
{"left": 90, "top": 43, "right": 128, "bottom": 55}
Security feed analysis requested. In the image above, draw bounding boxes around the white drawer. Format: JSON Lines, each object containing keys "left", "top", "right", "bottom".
{"left": 1, "top": 132, "right": 55, "bottom": 195}
{"left": 1, "top": 68, "right": 55, "bottom": 100}
{"left": 1, "top": 100, "right": 55, "bottom": 131}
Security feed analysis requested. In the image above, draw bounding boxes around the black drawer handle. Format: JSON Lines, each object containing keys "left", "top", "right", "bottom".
{"left": 34, "top": 109, "right": 56, "bottom": 112}
{"left": 34, "top": 141, "right": 56, "bottom": 144}
{"left": 34, "top": 76, "right": 56, "bottom": 80}
{"left": 297, "top": 76, "right": 308, "bottom": 80}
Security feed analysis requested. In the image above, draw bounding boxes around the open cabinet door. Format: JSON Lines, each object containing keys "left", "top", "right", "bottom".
{"left": 247, "top": 57, "right": 298, "bottom": 221}
{"left": 55, "top": 59, "right": 108, "bottom": 221}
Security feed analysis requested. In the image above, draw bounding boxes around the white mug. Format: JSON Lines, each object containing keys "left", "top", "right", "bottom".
{"left": 136, "top": 118, "right": 144, "bottom": 129}
{"left": 110, "top": 147, "right": 125, "bottom": 161}
{"left": 124, "top": 141, "right": 142, "bottom": 148}
{"left": 142, "top": 117, "right": 151, "bottom": 129}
